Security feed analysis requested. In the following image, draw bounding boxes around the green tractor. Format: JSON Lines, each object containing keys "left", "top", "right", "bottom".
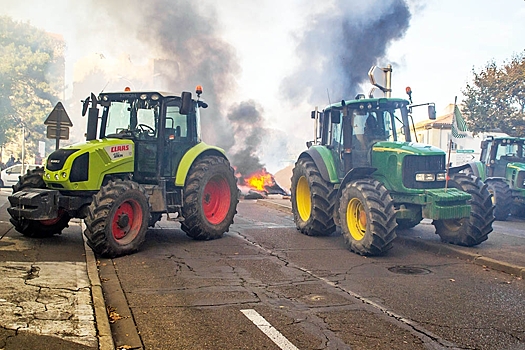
{"left": 8, "top": 87, "right": 239, "bottom": 258}
{"left": 461, "top": 136, "right": 525, "bottom": 220}
{"left": 291, "top": 70, "right": 494, "bottom": 255}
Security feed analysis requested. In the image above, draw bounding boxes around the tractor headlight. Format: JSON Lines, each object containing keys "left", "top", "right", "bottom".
{"left": 436, "top": 173, "right": 447, "bottom": 181}
{"left": 54, "top": 174, "right": 59, "bottom": 180}
{"left": 415, "top": 173, "right": 435, "bottom": 182}
{"left": 61, "top": 172, "right": 68, "bottom": 179}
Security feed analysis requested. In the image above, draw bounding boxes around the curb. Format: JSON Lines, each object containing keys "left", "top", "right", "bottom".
{"left": 82, "top": 230, "right": 115, "bottom": 350}
{"left": 256, "top": 199, "right": 525, "bottom": 279}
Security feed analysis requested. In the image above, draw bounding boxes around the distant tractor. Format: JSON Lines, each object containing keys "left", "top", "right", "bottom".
{"left": 290, "top": 67, "right": 494, "bottom": 255}
{"left": 462, "top": 136, "right": 525, "bottom": 220}
{"left": 8, "top": 87, "right": 239, "bottom": 258}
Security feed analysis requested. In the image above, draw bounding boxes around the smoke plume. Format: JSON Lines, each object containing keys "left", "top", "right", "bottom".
{"left": 281, "top": 0, "right": 411, "bottom": 104}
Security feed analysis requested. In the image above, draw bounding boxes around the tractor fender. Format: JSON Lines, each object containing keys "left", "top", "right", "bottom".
{"left": 449, "top": 161, "right": 485, "bottom": 180}
{"left": 175, "top": 142, "right": 228, "bottom": 187}
{"left": 337, "top": 167, "right": 377, "bottom": 199}
{"left": 299, "top": 146, "right": 339, "bottom": 184}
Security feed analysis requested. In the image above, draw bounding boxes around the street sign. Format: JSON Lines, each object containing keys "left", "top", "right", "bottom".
{"left": 46, "top": 125, "right": 69, "bottom": 140}
{"left": 44, "top": 102, "right": 73, "bottom": 126}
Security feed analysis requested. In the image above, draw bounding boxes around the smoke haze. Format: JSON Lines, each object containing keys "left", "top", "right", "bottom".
{"left": 2, "top": 0, "right": 412, "bottom": 174}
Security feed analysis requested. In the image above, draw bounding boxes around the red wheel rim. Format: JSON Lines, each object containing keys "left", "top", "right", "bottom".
{"left": 203, "top": 175, "right": 231, "bottom": 225}
{"left": 111, "top": 199, "right": 143, "bottom": 241}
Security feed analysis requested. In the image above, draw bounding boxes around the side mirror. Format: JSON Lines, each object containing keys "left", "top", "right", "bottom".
{"left": 331, "top": 110, "right": 341, "bottom": 124}
{"left": 311, "top": 111, "right": 316, "bottom": 119}
{"left": 480, "top": 140, "right": 488, "bottom": 150}
{"left": 81, "top": 96, "right": 90, "bottom": 116}
{"left": 428, "top": 104, "right": 436, "bottom": 120}
{"left": 180, "top": 91, "right": 192, "bottom": 115}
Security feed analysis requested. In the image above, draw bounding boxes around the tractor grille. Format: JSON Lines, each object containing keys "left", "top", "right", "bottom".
{"left": 402, "top": 155, "right": 446, "bottom": 189}
{"left": 517, "top": 170, "right": 525, "bottom": 189}
{"left": 47, "top": 149, "right": 79, "bottom": 171}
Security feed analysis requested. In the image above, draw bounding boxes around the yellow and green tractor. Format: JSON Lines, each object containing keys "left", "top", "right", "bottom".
{"left": 8, "top": 87, "right": 238, "bottom": 258}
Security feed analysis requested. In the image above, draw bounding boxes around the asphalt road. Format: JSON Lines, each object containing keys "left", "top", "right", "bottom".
{"left": 102, "top": 199, "right": 525, "bottom": 350}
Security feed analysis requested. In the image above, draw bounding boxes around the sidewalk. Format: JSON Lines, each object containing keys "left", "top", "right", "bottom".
{"left": 257, "top": 196, "right": 525, "bottom": 279}
{"left": 0, "top": 191, "right": 113, "bottom": 350}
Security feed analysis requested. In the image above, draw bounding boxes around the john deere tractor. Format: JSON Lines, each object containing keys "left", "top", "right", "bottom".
{"left": 8, "top": 87, "right": 238, "bottom": 258}
{"left": 461, "top": 136, "right": 525, "bottom": 220}
{"left": 291, "top": 68, "right": 494, "bottom": 255}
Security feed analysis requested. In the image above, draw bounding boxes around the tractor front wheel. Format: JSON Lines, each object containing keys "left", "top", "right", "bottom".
{"left": 10, "top": 167, "right": 70, "bottom": 238}
{"left": 181, "top": 156, "right": 238, "bottom": 240}
{"left": 485, "top": 178, "right": 512, "bottom": 221}
{"left": 84, "top": 179, "right": 150, "bottom": 258}
{"left": 291, "top": 157, "right": 336, "bottom": 236}
{"left": 433, "top": 173, "right": 494, "bottom": 246}
{"left": 338, "top": 178, "right": 397, "bottom": 255}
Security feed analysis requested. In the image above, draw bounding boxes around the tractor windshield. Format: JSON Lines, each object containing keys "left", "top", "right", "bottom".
{"left": 102, "top": 97, "right": 161, "bottom": 139}
{"left": 494, "top": 140, "right": 525, "bottom": 161}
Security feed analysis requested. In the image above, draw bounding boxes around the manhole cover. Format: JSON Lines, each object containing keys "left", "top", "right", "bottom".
{"left": 388, "top": 266, "right": 431, "bottom": 275}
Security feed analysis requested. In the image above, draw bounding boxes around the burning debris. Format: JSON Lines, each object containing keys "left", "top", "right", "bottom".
{"left": 236, "top": 168, "right": 289, "bottom": 199}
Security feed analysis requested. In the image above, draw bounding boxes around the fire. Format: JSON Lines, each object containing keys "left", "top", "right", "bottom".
{"left": 245, "top": 170, "right": 274, "bottom": 191}
{"left": 234, "top": 167, "right": 289, "bottom": 198}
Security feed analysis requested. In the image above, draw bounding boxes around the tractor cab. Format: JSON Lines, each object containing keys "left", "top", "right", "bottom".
{"left": 316, "top": 96, "right": 412, "bottom": 172}
{"left": 82, "top": 88, "right": 206, "bottom": 183}
{"left": 481, "top": 136, "right": 525, "bottom": 177}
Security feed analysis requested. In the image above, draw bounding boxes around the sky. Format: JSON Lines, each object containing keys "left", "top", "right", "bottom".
{"left": 1, "top": 0, "right": 525, "bottom": 173}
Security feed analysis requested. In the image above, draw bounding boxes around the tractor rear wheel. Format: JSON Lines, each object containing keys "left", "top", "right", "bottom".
{"left": 181, "top": 156, "right": 238, "bottom": 240}
{"left": 338, "top": 178, "right": 397, "bottom": 255}
{"left": 10, "top": 167, "right": 70, "bottom": 238}
{"left": 84, "top": 179, "right": 149, "bottom": 258}
{"left": 485, "top": 178, "right": 512, "bottom": 221}
{"left": 433, "top": 173, "right": 494, "bottom": 246}
{"left": 291, "top": 157, "right": 336, "bottom": 236}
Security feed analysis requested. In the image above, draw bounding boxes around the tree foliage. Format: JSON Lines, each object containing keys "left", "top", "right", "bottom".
{"left": 0, "top": 16, "right": 64, "bottom": 157}
{"left": 462, "top": 52, "right": 525, "bottom": 136}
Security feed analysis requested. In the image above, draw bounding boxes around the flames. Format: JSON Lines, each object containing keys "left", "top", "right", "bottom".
{"left": 235, "top": 167, "right": 289, "bottom": 198}
{"left": 245, "top": 169, "right": 274, "bottom": 191}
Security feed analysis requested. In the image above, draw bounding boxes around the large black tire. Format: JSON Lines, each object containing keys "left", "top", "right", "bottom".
{"left": 10, "top": 167, "right": 70, "bottom": 238}
{"left": 181, "top": 156, "right": 238, "bottom": 240}
{"left": 338, "top": 178, "right": 397, "bottom": 255}
{"left": 84, "top": 179, "right": 149, "bottom": 258}
{"left": 291, "top": 157, "right": 336, "bottom": 236}
{"left": 433, "top": 173, "right": 494, "bottom": 246}
{"left": 485, "top": 178, "right": 512, "bottom": 221}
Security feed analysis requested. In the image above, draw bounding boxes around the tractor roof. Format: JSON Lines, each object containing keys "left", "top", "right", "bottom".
{"left": 324, "top": 97, "right": 409, "bottom": 111}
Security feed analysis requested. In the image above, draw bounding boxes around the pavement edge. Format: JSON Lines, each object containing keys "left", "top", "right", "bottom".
{"left": 83, "top": 233, "right": 115, "bottom": 350}
{"left": 257, "top": 198, "right": 525, "bottom": 279}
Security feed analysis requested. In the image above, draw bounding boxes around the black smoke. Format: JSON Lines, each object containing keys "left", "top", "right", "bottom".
{"left": 281, "top": 0, "right": 411, "bottom": 104}
{"left": 226, "top": 100, "right": 266, "bottom": 176}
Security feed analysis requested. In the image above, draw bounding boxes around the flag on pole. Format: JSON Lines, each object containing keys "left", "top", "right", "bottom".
{"left": 451, "top": 105, "right": 468, "bottom": 138}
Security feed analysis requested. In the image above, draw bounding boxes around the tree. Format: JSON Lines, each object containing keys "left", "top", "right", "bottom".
{"left": 0, "top": 16, "right": 65, "bottom": 158}
{"left": 462, "top": 51, "right": 525, "bottom": 136}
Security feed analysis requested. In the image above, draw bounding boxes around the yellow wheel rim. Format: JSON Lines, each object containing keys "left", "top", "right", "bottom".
{"left": 296, "top": 176, "right": 311, "bottom": 222}
{"left": 346, "top": 198, "right": 366, "bottom": 241}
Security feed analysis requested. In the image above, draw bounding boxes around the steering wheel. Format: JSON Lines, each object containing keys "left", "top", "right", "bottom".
{"left": 135, "top": 124, "right": 156, "bottom": 138}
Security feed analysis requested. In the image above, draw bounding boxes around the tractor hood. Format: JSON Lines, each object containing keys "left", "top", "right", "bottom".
{"left": 373, "top": 141, "right": 445, "bottom": 156}
{"left": 44, "top": 138, "right": 135, "bottom": 191}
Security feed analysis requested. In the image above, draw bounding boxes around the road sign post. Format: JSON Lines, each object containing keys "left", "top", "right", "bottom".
{"left": 44, "top": 102, "right": 73, "bottom": 150}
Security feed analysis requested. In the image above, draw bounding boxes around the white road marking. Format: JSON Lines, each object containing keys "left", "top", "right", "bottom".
{"left": 241, "top": 309, "right": 299, "bottom": 350}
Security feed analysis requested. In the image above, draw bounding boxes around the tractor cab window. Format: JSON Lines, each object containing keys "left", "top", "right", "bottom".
{"left": 104, "top": 98, "right": 160, "bottom": 140}
{"left": 165, "top": 105, "right": 188, "bottom": 140}
{"left": 106, "top": 101, "right": 130, "bottom": 135}
{"left": 495, "top": 142, "right": 524, "bottom": 161}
